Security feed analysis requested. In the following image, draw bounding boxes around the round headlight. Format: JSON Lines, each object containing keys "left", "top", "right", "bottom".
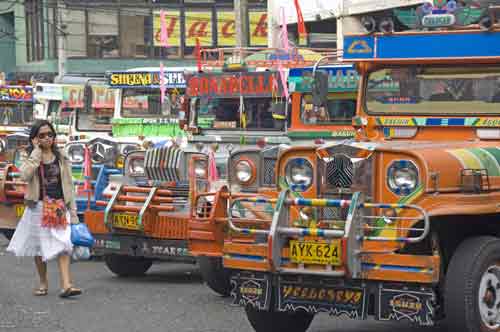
{"left": 235, "top": 160, "right": 254, "bottom": 184}
{"left": 121, "top": 144, "right": 139, "bottom": 156}
{"left": 387, "top": 160, "right": 419, "bottom": 195}
{"left": 285, "top": 158, "right": 313, "bottom": 191}
{"left": 128, "top": 158, "right": 144, "bottom": 175}
{"left": 194, "top": 160, "right": 207, "bottom": 178}
{"left": 67, "top": 144, "right": 85, "bottom": 163}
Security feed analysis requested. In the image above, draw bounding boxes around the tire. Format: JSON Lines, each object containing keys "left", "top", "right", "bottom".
{"left": 104, "top": 254, "right": 152, "bottom": 277}
{"left": 445, "top": 236, "right": 500, "bottom": 332}
{"left": 2, "top": 229, "right": 14, "bottom": 240}
{"left": 245, "top": 293, "right": 314, "bottom": 332}
{"left": 197, "top": 256, "right": 231, "bottom": 296}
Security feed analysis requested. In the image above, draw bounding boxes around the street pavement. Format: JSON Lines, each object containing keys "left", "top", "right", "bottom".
{"left": 0, "top": 236, "right": 443, "bottom": 332}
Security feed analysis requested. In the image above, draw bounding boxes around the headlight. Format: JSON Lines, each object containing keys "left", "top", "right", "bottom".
{"left": 121, "top": 144, "right": 139, "bottom": 156}
{"left": 285, "top": 158, "right": 313, "bottom": 191}
{"left": 128, "top": 158, "right": 144, "bottom": 175}
{"left": 235, "top": 159, "right": 255, "bottom": 184}
{"left": 387, "top": 160, "right": 419, "bottom": 195}
{"left": 194, "top": 160, "right": 207, "bottom": 178}
{"left": 66, "top": 144, "right": 85, "bottom": 163}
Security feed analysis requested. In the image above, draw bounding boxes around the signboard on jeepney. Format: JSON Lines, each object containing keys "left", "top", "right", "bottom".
{"left": 62, "top": 85, "right": 84, "bottom": 108}
{"left": 108, "top": 71, "right": 187, "bottom": 89}
{"left": 91, "top": 86, "right": 115, "bottom": 109}
{"left": 288, "top": 65, "right": 359, "bottom": 93}
{"left": 186, "top": 72, "right": 281, "bottom": 98}
{"left": 0, "top": 86, "right": 33, "bottom": 102}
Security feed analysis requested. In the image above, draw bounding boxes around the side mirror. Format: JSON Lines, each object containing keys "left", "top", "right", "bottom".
{"left": 312, "top": 70, "right": 329, "bottom": 107}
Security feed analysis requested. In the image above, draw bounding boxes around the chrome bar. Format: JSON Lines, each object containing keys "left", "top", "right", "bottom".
{"left": 278, "top": 227, "right": 345, "bottom": 238}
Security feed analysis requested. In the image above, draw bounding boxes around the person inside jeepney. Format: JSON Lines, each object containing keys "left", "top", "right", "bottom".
{"left": 1, "top": 105, "right": 13, "bottom": 125}
{"left": 7, "top": 120, "right": 82, "bottom": 298}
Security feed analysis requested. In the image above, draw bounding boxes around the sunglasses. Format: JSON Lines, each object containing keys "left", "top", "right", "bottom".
{"left": 38, "top": 132, "right": 55, "bottom": 139}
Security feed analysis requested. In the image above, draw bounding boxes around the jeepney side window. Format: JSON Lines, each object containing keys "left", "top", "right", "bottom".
{"left": 121, "top": 87, "right": 182, "bottom": 119}
{"left": 48, "top": 101, "right": 71, "bottom": 126}
{"left": 300, "top": 93, "right": 356, "bottom": 125}
{"left": 365, "top": 65, "right": 500, "bottom": 115}
{"left": 0, "top": 102, "right": 34, "bottom": 126}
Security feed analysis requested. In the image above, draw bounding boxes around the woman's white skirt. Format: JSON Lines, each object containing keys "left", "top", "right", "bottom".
{"left": 7, "top": 202, "right": 73, "bottom": 262}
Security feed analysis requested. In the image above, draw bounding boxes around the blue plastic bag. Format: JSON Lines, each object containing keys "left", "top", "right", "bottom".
{"left": 71, "top": 223, "right": 95, "bottom": 248}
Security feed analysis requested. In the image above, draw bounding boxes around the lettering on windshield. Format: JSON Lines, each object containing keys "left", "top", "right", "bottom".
{"left": 108, "top": 72, "right": 186, "bottom": 89}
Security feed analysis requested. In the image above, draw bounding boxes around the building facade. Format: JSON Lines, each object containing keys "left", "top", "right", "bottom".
{"left": 0, "top": 0, "right": 268, "bottom": 81}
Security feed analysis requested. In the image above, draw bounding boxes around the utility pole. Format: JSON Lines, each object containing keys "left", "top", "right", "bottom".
{"left": 234, "top": 0, "right": 249, "bottom": 48}
{"left": 267, "top": 0, "right": 280, "bottom": 48}
{"left": 56, "top": 0, "right": 66, "bottom": 81}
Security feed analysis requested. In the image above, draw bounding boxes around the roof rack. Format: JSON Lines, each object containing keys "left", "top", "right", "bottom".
{"left": 199, "top": 47, "right": 341, "bottom": 69}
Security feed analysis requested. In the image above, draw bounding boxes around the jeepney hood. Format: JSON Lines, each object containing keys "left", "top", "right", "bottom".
{"left": 341, "top": 140, "right": 500, "bottom": 193}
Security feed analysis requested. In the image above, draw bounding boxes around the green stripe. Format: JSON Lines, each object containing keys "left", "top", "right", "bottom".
{"left": 287, "top": 130, "right": 355, "bottom": 139}
{"left": 482, "top": 148, "right": 500, "bottom": 169}
{"left": 469, "top": 148, "right": 500, "bottom": 176}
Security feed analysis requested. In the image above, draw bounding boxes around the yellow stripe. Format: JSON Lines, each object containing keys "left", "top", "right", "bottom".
{"left": 448, "top": 149, "right": 483, "bottom": 170}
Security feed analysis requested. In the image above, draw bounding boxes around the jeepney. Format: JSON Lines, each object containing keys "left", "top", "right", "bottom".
{"left": 0, "top": 79, "right": 130, "bottom": 239}
{"left": 188, "top": 63, "right": 360, "bottom": 296}
{"left": 194, "top": 10, "right": 500, "bottom": 332}
{"left": 0, "top": 84, "right": 33, "bottom": 239}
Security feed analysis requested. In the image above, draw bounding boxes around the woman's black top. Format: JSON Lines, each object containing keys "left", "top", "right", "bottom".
{"left": 39, "top": 159, "right": 64, "bottom": 200}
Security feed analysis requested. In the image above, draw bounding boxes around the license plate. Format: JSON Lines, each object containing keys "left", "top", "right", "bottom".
{"left": 289, "top": 240, "right": 342, "bottom": 265}
{"left": 112, "top": 213, "right": 139, "bottom": 230}
{"left": 15, "top": 204, "right": 25, "bottom": 218}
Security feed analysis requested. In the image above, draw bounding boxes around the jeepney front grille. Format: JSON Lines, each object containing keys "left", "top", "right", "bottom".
{"left": 263, "top": 158, "right": 276, "bottom": 186}
{"left": 326, "top": 154, "right": 353, "bottom": 188}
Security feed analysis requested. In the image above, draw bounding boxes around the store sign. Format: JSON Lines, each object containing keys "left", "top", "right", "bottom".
{"left": 186, "top": 72, "right": 280, "bottom": 98}
{"left": 62, "top": 85, "right": 84, "bottom": 108}
{"left": 153, "top": 10, "right": 267, "bottom": 47}
{"left": 249, "top": 12, "right": 267, "bottom": 46}
{"left": 91, "top": 86, "right": 115, "bottom": 109}
{"left": 0, "top": 86, "right": 33, "bottom": 102}
{"left": 185, "top": 11, "right": 213, "bottom": 47}
{"left": 108, "top": 71, "right": 187, "bottom": 89}
{"left": 153, "top": 10, "right": 181, "bottom": 47}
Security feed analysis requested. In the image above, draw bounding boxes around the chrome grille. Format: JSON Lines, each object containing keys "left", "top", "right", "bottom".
{"left": 263, "top": 158, "right": 276, "bottom": 186}
{"left": 326, "top": 154, "right": 353, "bottom": 188}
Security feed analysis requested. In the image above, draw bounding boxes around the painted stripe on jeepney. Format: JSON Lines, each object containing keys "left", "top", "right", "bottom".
{"left": 447, "top": 148, "right": 483, "bottom": 170}
{"left": 362, "top": 263, "right": 433, "bottom": 274}
{"left": 224, "top": 254, "right": 266, "bottom": 262}
{"left": 293, "top": 198, "right": 351, "bottom": 208}
{"left": 483, "top": 147, "right": 500, "bottom": 170}
{"left": 469, "top": 148, "right": 500, "bottom": 176}
{"left": 300, "top": 228, "right": 326, "bottom": 237}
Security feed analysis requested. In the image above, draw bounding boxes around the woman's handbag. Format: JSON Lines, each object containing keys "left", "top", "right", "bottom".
{"left": 40, "top": 163, "right": 68, "bottom": 229}
{"left": 70, "top": 223, "right": 95, "bottom": 248}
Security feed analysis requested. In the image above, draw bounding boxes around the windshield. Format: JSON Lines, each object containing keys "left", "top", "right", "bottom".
{"left": 121, "top": 88, "right": 183, "bottom": 118}
{"left": 76, "top": 107, "right": 113, "bottom": 131}
{"left": 196, "top": 97, "right": 283, "bottom": 130}
{"left": 301, "top": 93, "right": 356, "bottom": 125}
{"left": 366, "top": 65, "right": 500, "bottom": 115}
{"left": 0, "top": 102, "right": 33, "bottom": 126}
{"left": 48, "top": 101, "right": 71, "bottom": 126}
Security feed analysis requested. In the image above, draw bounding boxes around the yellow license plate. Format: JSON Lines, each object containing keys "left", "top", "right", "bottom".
{"left": 15, "top": 205, "right": 25, "bottom": 218}
{"left": 289, "top": 240, "right": 342, "bottom": 266}
{"left": 112, "top": 213, "right": 139, "bottom": 230}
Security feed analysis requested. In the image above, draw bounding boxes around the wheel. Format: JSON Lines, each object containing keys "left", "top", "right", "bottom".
{"left": 245, "top": 293, "right": 314, "bottom": 332}
{"left": 197, "top": 256, "right": 231, "bottom": 296}
{"left": 445, "top": 236, "right": 500, "bottom": 332}
{"left": 2, "top": 229, "right": 14, "bottom": 240}
{"left": 104, "top": 254, "right": 152, "bottom": 277}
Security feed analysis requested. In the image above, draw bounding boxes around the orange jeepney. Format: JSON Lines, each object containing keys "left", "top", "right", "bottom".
{"left": 188, "top": 64, "right": 359, "bottom": 296}
{"left": 190, "top": 19, "right": 500, "bottom": 332}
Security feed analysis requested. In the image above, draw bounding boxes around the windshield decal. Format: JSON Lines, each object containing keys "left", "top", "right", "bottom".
{"left": 108, "top": 71, "right": 186, "bottom": 89}
{"left": 0, "top": 86, "right": 33, "bottom": 102}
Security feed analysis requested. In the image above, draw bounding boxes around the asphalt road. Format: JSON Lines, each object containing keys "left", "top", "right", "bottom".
{"left": 0, "top": 236, "right": 444, "bottom": 332}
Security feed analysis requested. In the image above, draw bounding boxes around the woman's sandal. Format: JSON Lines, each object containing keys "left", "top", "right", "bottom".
{"left": 33, "top": 288, "right": 48, "bottom": 296}
{"left": 59, "top": 287, "right": 82, "bottom": 298}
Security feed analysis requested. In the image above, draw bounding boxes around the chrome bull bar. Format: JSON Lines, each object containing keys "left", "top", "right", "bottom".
{"left": 227, "top": 190, "right": 430, "bottom": 277}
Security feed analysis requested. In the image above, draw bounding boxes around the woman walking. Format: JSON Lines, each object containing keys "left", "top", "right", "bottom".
{"left": 7, "top": 120, "right": 82, "bottom": 298}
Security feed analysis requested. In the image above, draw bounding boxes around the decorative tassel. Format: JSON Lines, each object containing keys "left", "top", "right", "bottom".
{"left": 160, "top": 62, "right": 166, "bottom": 104}
{"left": 196, "top": 37, "right": 202, "bottom": 72}
{"left": 83, "top": 144, "right": 92, "bottom": 210}
{"left": 208, "top": 151, "right": 219, "bottom": 183}
{"left": 160, "top": 10, "right": 169, "bottom": 48}
{"left": 293, "top": 0, "right": 307, "bottom": 44}
{"left": 278, "top": 7, "right": 290, "bottom": 99}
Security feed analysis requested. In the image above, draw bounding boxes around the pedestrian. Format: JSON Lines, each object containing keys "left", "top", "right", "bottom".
{"left": 7, "top": 119, "right": 82, "bottom": 298}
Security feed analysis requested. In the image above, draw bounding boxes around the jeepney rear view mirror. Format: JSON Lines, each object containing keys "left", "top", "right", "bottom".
{"left": 312, "top": 70, "right": 329, "bottom": 107}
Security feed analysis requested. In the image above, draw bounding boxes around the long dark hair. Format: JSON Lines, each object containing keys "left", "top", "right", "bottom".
{"left": 27, "top": 120, "right": 61, "bottom": 160}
